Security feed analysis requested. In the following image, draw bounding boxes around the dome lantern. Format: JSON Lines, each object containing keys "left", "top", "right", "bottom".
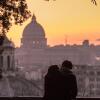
{"left": 31, "top": 14, "right": 36, "bottom": 23}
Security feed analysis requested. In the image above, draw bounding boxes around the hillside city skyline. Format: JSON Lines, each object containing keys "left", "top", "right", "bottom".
{"left": 7, "top": 0, "right": 100, "bottom": 47}
{"left": 8, "top": 23, "right": 100, "bottom": 48}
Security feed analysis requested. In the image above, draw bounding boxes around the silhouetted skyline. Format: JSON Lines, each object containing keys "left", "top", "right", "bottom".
{"left": 7, "top": 0, "right": 100, "bottom": 47}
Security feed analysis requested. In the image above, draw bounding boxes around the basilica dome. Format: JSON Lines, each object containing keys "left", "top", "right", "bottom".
{"left": 21, "top": 15, "right": 47, "bottom": 48}
{"left": 22, "top": 15, "right": 45, "bottom": 38}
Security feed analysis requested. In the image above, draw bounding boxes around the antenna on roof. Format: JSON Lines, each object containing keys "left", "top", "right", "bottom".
{"left": 65, "top": 34, "right": 68, "bottom": 46}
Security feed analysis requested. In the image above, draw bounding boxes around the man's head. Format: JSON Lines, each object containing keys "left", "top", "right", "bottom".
{"left": 62, "top": 60, "right": 73, "bottom": 69}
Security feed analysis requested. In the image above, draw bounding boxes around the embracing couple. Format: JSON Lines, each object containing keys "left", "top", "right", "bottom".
{"left": 43, "top": 60, "right": 78, "bottom": 100}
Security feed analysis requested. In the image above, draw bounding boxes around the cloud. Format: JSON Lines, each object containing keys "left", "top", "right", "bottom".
{"left": 96, "top": 39, "right": 100, "bottom": 41}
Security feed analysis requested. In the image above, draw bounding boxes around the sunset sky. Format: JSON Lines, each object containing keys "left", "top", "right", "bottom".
{"left": 7, "top": 0, "right": 100, "bottom": 47}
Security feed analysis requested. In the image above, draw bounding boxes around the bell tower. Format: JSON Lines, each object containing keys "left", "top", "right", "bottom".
{"left": 0, "top": 36, "right": 15, "bottom": 72}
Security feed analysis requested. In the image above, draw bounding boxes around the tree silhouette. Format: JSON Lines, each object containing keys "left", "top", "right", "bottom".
{"left": 0, "top": 0, "right": 31, "bottom": 47}
{"left": 0, "top": 0, "right": 97, "bottom": 46}
{"left": 0, "top": 0, "right": 31, "bottom": 36}
{"left": 45, "top": 0, "right": 97, "bottom": 5}
{"left": 0, "top": 0, "right": 97, "bottom": 36}
{"left": 91, "top": 0, "right": 97, "bottom": 5}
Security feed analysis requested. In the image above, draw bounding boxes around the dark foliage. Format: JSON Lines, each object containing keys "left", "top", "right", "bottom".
{"left": 0, "top": 0, "right": 97, "bottom": 36}
{"left": 0, "top": 35, "right": 4, "bottom": 45}
{"left": 0, "top": 0, "right": 31, "bottom": 35}
{"left": 91, "top": 0, "right": 97, "bottom": 5}
{"left": 0, "top": 35, "right": 4, "bottom": 53}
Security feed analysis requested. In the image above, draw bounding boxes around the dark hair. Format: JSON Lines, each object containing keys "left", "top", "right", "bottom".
{"left": 62, "top": 60, "right": 73, "bottom": 69}
{"left": 48, "top": 65, "right": 59, "bottom": 73}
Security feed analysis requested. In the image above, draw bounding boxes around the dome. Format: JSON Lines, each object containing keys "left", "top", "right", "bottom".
{"left": 22, "top": 15, "right": 45, "bottom": 38}
{"left": 21, "top": 15, "right": 47, "bottom": 48}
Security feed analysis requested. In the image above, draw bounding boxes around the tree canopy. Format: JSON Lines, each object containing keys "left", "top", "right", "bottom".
{"left": 0, "top": 0, "right": 97, "bottom": 35}
{"left": 91, "top": 0, "right": 97, "bottom": 5}
{"left": 0, "top": 0, "right": 31, "bottom": 35}
{"left": 0, "top": 0, "right": 98, "bottom": 46}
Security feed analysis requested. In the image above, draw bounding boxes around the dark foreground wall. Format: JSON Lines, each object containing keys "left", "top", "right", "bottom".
{"left": 0, "top": 97, "right": 100, "bottom": 100}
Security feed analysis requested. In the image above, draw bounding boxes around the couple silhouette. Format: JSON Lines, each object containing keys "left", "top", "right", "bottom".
{"left": 43, "top": 60, "right": 78, "bottom": 100}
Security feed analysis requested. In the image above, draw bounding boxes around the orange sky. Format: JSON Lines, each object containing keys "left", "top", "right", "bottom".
{"left": 7, "top": 0, "right": 100, "bottom": 47}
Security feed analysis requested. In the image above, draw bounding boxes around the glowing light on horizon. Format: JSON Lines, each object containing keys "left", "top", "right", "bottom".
{"left": 8, "top": 0, "right": 100, "bottom": 47}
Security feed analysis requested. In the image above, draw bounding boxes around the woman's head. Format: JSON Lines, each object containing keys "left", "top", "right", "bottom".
{"left": 48, "top": 65, "right": 59, "bottom": 74}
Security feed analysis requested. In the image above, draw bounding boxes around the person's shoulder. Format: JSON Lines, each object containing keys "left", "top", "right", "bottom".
{"left": 67, "top": 73, "right": 77, "bottom": 81}
{"left": 64, "top": 71, "right": 76, "bottom": 79}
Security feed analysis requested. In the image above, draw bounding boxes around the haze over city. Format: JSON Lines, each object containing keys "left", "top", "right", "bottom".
{"left": 7, "top": 0, "right": 100, "bottom": 47}
{"left": 1, "top": 0, "right": 100, "bottom": 97}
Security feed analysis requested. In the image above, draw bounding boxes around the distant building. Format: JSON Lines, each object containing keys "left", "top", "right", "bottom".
{"left": 73, "top": 65, "right": 100, "bottom": 97}
{"left": 14, "top": 14, "right": 100, "bottom": 97}
{"left": 15, "top": 15, "right": 47, "bottom": 71}
{"left": 0, "top": 36, "right": 15, "bottom": 72}
{"left": 82, "top": 40, "right": 89, "bottom": 47}
{"left": 15, "top": 14, "right": 100, "bottom": 72}
{"left": 21, "top": 15, "right": 47, "bottom": 49}
{"left": 0, "top": 35, "right": 43, "bottom": 97}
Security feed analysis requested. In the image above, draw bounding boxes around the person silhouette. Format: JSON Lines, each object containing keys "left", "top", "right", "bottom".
{"left": 60, "top": 60, "right": 78, "bottom": 100}
{"left": 43, "top": 65, "right": 62, "bottom": 100}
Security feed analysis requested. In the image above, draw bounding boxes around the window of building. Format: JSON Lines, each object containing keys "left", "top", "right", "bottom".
{"left": 97, "top": 71, "right": 100, "bottom": 76}
{"left": 89, "top": 83, "right": 95, "bottom": 89}
{"left": 97, "top": 84, "right": 100, "bottom": 88}
{"left": 96, "top": 77, "right": 100, "bottom": 82}
{"left": 33, "top": 41, "right": 35, "bottom": 44}
{"left": 89, "top": 77, "right": 95, "bottom": 81}
{"left": 0, "top": 56, "right": 3, "bottom": 68}
{"left": 37, "top": 41, "right": 39, "bottom": 44}
{"left": 7, "top": 56, "right": 10, "bottom": 70}
{"left": 89, "top": 71, "right": 95, "bottom": 76}
{"left": 96, "top": 90, "right": 100, "bottom": 96}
